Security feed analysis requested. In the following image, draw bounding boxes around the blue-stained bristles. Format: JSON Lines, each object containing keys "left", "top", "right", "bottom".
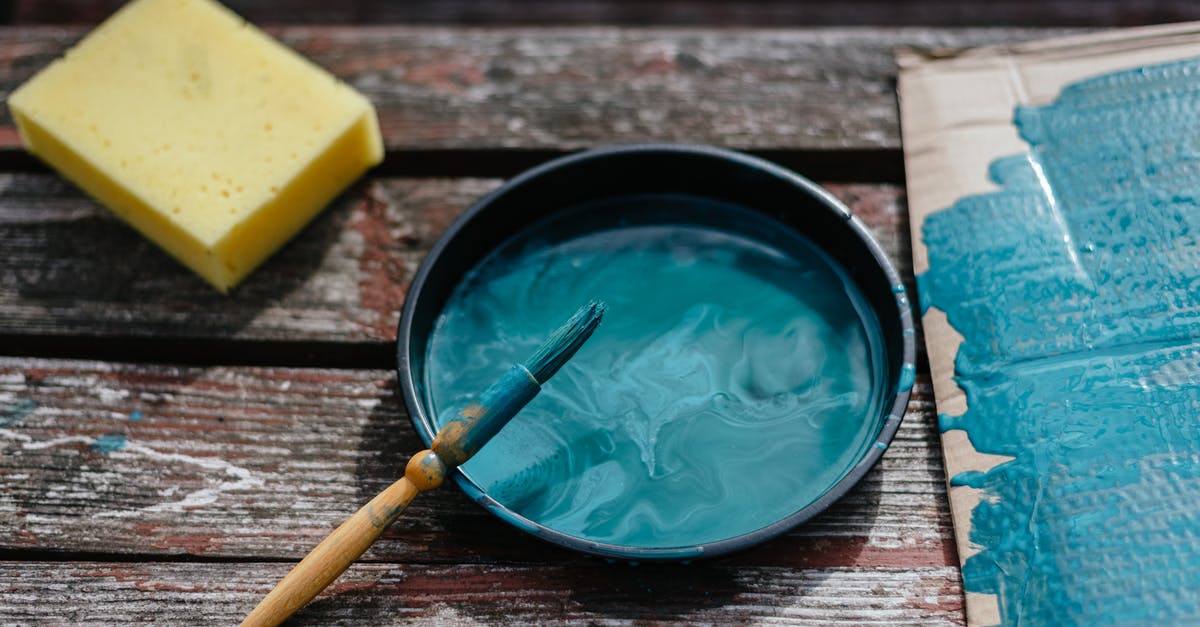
{"left": 524, "top": 301, "right": 607, "bottom": 384}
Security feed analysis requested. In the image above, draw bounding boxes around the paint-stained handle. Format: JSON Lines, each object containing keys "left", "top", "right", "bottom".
{"left": 241, "top": 450, "right": 448, "bottom": 627}
{"left": 430, "top": 365, "right": 541, "bottom": 466}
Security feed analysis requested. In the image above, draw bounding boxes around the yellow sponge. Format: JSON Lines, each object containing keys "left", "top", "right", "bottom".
{"left": 7, "top": 0, "right": 383, "bottom": 292}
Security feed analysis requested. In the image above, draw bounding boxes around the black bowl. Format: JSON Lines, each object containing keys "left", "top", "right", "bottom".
{"left": 397, "top": 144, "right": 915, "bottom": 561}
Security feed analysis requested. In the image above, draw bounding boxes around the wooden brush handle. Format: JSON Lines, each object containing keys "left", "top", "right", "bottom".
{"left": 242, "top": 451, "right": 448, "bottom": 627}
{"left": 241, "top": 309, "right": 597, "bottom": 624}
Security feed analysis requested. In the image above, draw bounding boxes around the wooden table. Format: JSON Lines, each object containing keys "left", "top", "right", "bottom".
{"left": 0, "top": 24, "right": 1075, "bottom": 624}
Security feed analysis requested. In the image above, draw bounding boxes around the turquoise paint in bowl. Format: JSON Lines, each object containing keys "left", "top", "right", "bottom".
{"left": 397, "top": 145, "right": 914, "bottom": 560}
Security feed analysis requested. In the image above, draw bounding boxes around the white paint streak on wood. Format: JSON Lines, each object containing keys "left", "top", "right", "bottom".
{"left": 0, "top": 425, "right": 263, "bottom": 517}
{"left": 113, "top": 442, "right": 265, "bottom": 515}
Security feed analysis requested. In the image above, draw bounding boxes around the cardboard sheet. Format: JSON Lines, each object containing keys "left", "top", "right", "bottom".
{"left": 898, "top": 22, "right": 1200, "bottom": 626}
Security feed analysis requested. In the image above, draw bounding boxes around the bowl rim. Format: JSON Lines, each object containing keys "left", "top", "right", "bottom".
{"left": 396, "top": 143, "right": 917, "bottom": 561}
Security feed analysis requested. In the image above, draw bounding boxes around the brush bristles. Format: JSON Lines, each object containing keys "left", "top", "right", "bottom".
{"left": 524, "top": 301, "right": 607, "bottom": 385}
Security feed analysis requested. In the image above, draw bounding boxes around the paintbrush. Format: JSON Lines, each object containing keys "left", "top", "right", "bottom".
{"left": 242, "top": 301, "right": 606, "bottom": 627}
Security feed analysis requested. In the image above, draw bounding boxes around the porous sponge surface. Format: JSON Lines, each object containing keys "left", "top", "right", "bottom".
{"left": 8, "top": 0, "right": 384, "bottom": 291}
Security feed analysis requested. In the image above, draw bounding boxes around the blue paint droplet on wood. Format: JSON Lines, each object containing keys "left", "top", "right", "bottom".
{"left": 91, "top": 433, "right": 126, "bottom": 454}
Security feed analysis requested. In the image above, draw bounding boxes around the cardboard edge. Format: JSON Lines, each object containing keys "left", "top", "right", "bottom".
{"left": 901, "top": 21, "right": 1200, "bottom": 72}
{"left": 897, "top": 56, "right": 1004, "bottom": 625}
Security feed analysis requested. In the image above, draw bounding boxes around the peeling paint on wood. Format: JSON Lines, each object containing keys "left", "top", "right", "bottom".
{"left": 0, "top": 27, "right": 1075, "bottom": 152}
{"left": 0, "top": 358, "right": 951, "bottom": 567}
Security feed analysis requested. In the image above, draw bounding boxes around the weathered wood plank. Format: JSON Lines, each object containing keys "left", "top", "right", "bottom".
{"left": 0, "top": 27, "right": 1076, "bottom": 152}
{"left": 0, "top": 561, "right": 964, "bottom": 625}
{"left": 0, "top": 175, "right": 912, "bottom": 347}
{"left": 0, "top": 175, "right": 494, "bottom": 344}
{"left": 0, "top": 357, "right": 952, "bottom": 568}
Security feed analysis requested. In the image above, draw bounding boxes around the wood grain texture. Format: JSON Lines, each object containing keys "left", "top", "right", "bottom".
{"left": 0, "top": 27, "right": 1077, "bottom": 153}
{"left": 0, "top": 561, "right": 964, "bottom": 625}
{"left": 0, "top": 358, "right": 951, "bottom": 567}
{"left": 0, "top": 174, "right": 494, "bottom": 345}
{"left": 0, "top": 175, "right": 912, "bottom": 348}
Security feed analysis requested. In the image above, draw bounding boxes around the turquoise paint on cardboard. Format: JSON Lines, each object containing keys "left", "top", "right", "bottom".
{"left": 920, "top": 58, "right": 1200, "bottom": 624}
{"left": 424, "top": 195, "right": 887, "bottom": 548}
